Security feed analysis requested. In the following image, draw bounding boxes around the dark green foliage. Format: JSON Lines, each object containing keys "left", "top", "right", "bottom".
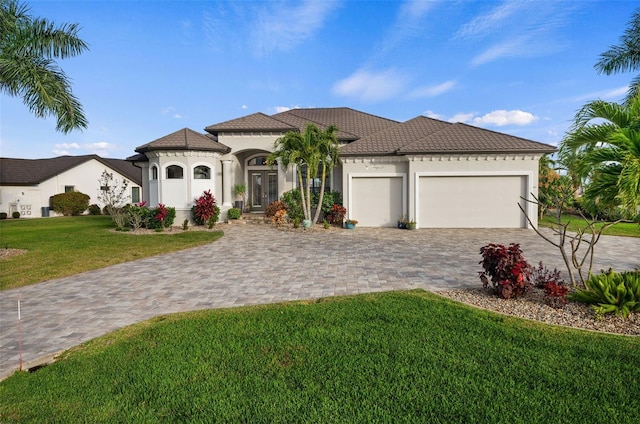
{"left": 87, "top": 204, "right": 101, "bottom": 215}
{"left": 569, "top": 270, "right": 640, "bottom": 318}
{"left": 51, "top": 191, "right": 90, "bottom": 216}
{"left": 280, "top": 189, "right": 304, "bottom": 221}
{"left": 1, "top": 291, "right": 640, "bottom": 423}
{"left": 147, "top": 205, "right": 175, "bottom": 229}
{"left": 0, "top": 212, "right": 8, "bottom": 219}
{"left": 227, "top": 208, "right": 241, "bottom": 220}
{"left": 11, "top": 211, "right": 20, "bottom": 219}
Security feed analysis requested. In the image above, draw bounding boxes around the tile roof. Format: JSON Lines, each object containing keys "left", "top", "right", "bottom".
{"left": 0, "top": 155, "right": 142, "bottom": 186}
{"left": 341, "top": 116, "right": 556, "bottom": 155}
{"left": 204, "top": 113, "right": 296, "bottom": 133}
{"left": 272, "top": 107, "right": 398, "bottom": 141}
{"left": 135, "top": 128, "right": 230, "bottom": 154}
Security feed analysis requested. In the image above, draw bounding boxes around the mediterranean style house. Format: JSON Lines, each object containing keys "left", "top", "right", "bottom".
{"left": 128, "top": 107, "right": 556, "bottom": 228}
{"left": 0, "top": 155, "right": 142, "bottom": 218}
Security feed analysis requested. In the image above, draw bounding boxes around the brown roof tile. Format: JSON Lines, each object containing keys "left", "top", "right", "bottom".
{"left": 398, "top": 121, "right": 557, "bottom": 154}
{"left": 205, "top": 113, "right": 296, "bottom": 133}
{"left": 135, "top": 128, "right": 230, "bottom": 154}
{"left": 0, "top": 155, "right": 142, "bottom": 186}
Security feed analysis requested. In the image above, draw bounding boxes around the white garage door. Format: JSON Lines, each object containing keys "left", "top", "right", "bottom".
{"left": 351, "top": 177, "right": 403, "bottom": 227}
{"left": 419, "top": 175, "right": 527, "bottom": 228}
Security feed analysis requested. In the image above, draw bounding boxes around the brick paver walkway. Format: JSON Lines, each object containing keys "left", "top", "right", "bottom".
{"left": 1, "top": 224, "right": 638, "bottom": 379}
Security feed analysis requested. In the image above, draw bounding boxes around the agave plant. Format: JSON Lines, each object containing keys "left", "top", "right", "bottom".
{"left": 568, "top": 270, "right": 640, "bottom": 318}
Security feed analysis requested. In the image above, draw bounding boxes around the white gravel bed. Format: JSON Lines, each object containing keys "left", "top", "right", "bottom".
{"left": 438, "top": 287, "right": 639, "bottom": 336}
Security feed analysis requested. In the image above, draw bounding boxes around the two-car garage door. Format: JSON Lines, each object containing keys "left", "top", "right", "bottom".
{"left": 418, "top": 175, "right": 527, "bottom": 228}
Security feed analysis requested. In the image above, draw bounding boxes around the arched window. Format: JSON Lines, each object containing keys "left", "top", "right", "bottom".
{"left": 151, "top": 166, "right": 158, "bottom": 180}
{"left": 248, "top": 156, "right": 274, "bottom": 166}
{"left": 166, "top": 165, "right": 184, "bottom": 179}
{"left": 193, "top": 165, "right": 211, "bottom": 179}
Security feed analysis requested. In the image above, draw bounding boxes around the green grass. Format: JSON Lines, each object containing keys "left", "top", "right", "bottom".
{"left": 0, "top": 216, "right": 223, "bottom": 290}
{"left": 1, "top": 290, "right": 638, "bottom": 423}
{"left": 539, "top": 213, "right": 640, "bottom": 238}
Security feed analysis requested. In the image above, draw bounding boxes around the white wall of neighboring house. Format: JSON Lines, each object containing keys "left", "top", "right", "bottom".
{"left": 0, "top": 159, "right": 142, "bottom": 218}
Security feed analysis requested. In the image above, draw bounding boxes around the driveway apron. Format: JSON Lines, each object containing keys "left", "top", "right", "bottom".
{"left": 1, "top": 225, "right": 638, "bottom": 379}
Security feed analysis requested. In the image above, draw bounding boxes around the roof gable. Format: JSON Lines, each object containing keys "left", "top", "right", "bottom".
{"left": 135, "top": 128, "right": 230, "bottom": 154}
{"left": 204, "top": 113, "right": 296, "bottom": 133}
{"left": 0, "top": 155, "right": 142, "bottom": 186}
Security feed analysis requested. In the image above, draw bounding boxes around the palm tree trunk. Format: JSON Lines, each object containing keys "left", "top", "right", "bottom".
{"left": 312, "top": 164, "right": 327, "bottom": 224}
{"left": 296, "top": 166, "right": 309, "bottom": 220}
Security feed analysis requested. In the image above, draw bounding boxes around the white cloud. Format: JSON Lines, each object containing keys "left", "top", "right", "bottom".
{"left": 473, "top": 110, "right": 538, "bottom": 126}
{"left": 53, "top": 149, "right": 71, "bottom": 156}
{"left": 332, "top": 69, "right": 407, "bottom": 102}
{"left": 423, "top": 110, "right": 445, "bottom": 120}
{"left": 448, "top": 113, "right": 475, "bottom": 123}
{"left": 241, "top": 104, "right": 248, "bottom": 110}
{"left": 275, "top": 106, "right": 291, "bottom": 113}
{"left": 455, "top": 2, "right": 523, "bottom": 40}
{"left": 173, "top": 114, "right": 183, "bottom": 119}
{"left": 252, "top": 0, "right": 340, "bottom": 56}
{"left": 375, "top": 0, "right": 436, "bottom": 59}
{"left": 409, "top": 80, "right": 456, "bottom": 98}
{"left": 83, "top": 142, "right": 117, "bottom": 157}
{"left": 573, "top": 85, "right": 629, "bottom": 102}
{"left": 54, "top": 142, "right": 80, "bottom": 150}
{"left": 470, "top": 37, "right": 526, "bottom": 66}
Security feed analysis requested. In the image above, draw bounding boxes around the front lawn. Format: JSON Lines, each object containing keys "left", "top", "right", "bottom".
{"left": 539, "top": 213, "right": 640, "bottom": 238}
{"left": 0, "top": 216, "right": 223, "bottom": 290}
{"left": 1, "top": 291, "right": 638, "bottom": 423}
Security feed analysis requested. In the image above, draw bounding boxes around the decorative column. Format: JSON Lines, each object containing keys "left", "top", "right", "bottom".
{"left": 222, "top": 160, "right": 233, "bottom": 206}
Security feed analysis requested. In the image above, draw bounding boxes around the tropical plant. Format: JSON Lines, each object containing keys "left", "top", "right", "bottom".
{"left": 568, "top": 269, "right": 640, "bottom": 318}
{"left": 595, "top": 7, "right": 640, "bottom": 103}
{"left": 559, "top": 95, "right": 640, "bottom": 219}
{"left": 271, "top": 209, "right": 287, "bottom": 227}
{"left": 265, "top": 200, "right": 287, "bottom": 218}
{"left": 267, "top": 123, "right": 340, "bottom": 224}
{"left": 193, "top": 190, "right": 220, "bottom": 229}
{"left": 478, "top": 243, "right": 532, "bottom": 299}
{"left": 538, "top": 154, "right": 574, "bottom": 218}
{"left": 326, "top": 204, "right": 346, "bottom": 226}
{"left": 0, "top": 0, "right": 88, "bottom": 132}
{"left": 51, "top": 191, "right": 89, "bottom": 216}
{"left": 126, "top": 201, "right": 149, "bottom": 230}
{"left": 148, "top": 204, "right": 175, "bottom": 230}
{"left": 543, "top": 281, "right": 569, "bottom": 309}
{"left": 227, "top": 207, "right": 241, "bottom": 220}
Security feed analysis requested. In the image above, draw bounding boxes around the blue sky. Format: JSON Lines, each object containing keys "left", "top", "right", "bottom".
{"left": 1, "top": 0, "right": 637, "bottom": 159}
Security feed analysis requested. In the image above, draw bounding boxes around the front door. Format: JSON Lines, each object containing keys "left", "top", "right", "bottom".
{"left": 249, "top": 171, "right": 278, "bottom": 212}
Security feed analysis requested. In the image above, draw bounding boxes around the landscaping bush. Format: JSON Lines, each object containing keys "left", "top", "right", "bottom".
{"left": 271, "top": 209, "right": 288, "bottom": 227}
{"left": 227, "top": 207, "right": 241, "bottom": 220}
{"left": 125, "top": 202, "right": 150, "bottom": 230}
{"left": 326, "top": 204, "right": 346, "bottom": 226}
{"left": 0, "top": 212, "right": 7, "bottom": 219}
{"left": 11, "top": 211, "right": 20, "bottom": 219}
{"left": 193, "top": 190, "right": 220, "bottom": 229}
{"left": 531, "top": 261, "right": 565, "bottom": 289}
{"left": 148, "top": 204, "right": 176, "bottom": 229}
{"left": 265, "top": 200, "right": 288, "bottom": 218}
{"left": 280, "top": 189, "right": 304, "bottom": 221}
{"left": 568, "top": 269, "right": 640, "bottom": 318}
{"left": 88, "top": 204, "right": 102, "bottom": 215}
{"left": 543, "top": 281, "right": 569, "bottom": 309}
{"left": 479, "top": 243, "right": 532, "bottom": 299}
{"left": 320, "top": 190, "right": 343, "bottom": 215}
{"left": 51, "top": 191, "right": 90, "bottom": 216}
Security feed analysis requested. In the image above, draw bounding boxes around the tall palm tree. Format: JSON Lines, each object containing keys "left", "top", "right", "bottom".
{"left": 0, "top": 0, "right": 88, "bottom": 132}
{"left": 268, "top": 123, "right": 341, "bottom": 223}
{"left": 560, "top": 96, "right": 640, "bottom": 218}
{"left": 595, "top": 7, "right": 640, "bottom": 104}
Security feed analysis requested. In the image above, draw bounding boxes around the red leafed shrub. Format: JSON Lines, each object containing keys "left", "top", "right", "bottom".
{"left": 265, "top": 200, "right": 288, "bottom": 218}
{"left": 543, "top": 281, "right": 569, "bottom": 309}
{"left": 532, "top": 261, "right": 565, "bottom": 289}
{"left": 326, "top": 204, "right": 347, "bottom": 226}
{"left": 479, "top": 243, "right": 532, "bottom": 299}
{"left": 193, "top": 190, "right": 220, "bottom": 229}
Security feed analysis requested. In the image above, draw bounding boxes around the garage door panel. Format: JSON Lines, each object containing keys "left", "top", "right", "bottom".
{"left": 352, "top": 177, "right": 403, "bottom": 227}
{"left": 419, "top": 176, "right": 526, "bottom": 228}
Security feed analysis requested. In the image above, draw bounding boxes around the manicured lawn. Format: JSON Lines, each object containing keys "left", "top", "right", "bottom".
{"left": 539, "top": 213, "right": 640, "bottom": 238}
{"left": 0, "top": 216, "right": 223, "bottom": 290}
{"left": 0, "top": 290, "right": 638, "bottom": 423}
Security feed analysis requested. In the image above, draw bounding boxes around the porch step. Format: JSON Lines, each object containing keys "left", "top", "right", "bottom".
{"left": 228, "top": 213, "right": 268, "bottom": 225}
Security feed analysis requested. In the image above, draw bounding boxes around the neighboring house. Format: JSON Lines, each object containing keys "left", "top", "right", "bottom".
{"left": 129, "top": 107, "right": 556, "bottom": 228}
{"left": 0, "top": 155, "right": 142, "bottom": 218}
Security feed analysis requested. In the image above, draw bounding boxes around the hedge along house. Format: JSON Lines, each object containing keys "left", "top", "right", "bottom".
{"left": 130, "top": 107, "right": 556, "bottom": 228}
{"left": 0, "top": 155, "right": 142, "bottom": 218}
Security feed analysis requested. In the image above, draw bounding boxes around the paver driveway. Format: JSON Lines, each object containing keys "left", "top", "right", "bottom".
{"left": 1, "top": 224, "right": 638, "bottom": 379}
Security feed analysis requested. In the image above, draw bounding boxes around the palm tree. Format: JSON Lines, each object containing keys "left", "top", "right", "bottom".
{"left": 0, "top": 0, "right": 88, "bottom": 132}
{"left": 268, "top": 123, "right": 341, "bottom": 224}
{"left": 560, "top": 96, "right": 640, "bottom": 218}
{"left": 595, "top": 7, "right": 640, "bottom": 104}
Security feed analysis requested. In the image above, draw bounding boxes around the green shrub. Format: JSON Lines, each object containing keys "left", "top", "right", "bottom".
{"left": 88, "top": 204, "right": 102, "bottom": 215}
{"left": 280, "top": 189, "right": 304, "bottom": 221}
{"left": 11, "top": 211, "right": 20, "bottom": 219}
{"left": 0, "top": 212, "right": 7, "bottom": 219}
{"left": 568, "top": 270, "right": 640, "bottom": 318}
{"left": 52, "top": 191, "right": 90, "bottom": 216}
{"left": 125, "top": 202, "right": 150, "bottom": 230}
{"left": 227, "top": 208, "right": 241, "bottom": 220}
{"left": 148, "top": 204, "right": 176, "bottom": 229}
